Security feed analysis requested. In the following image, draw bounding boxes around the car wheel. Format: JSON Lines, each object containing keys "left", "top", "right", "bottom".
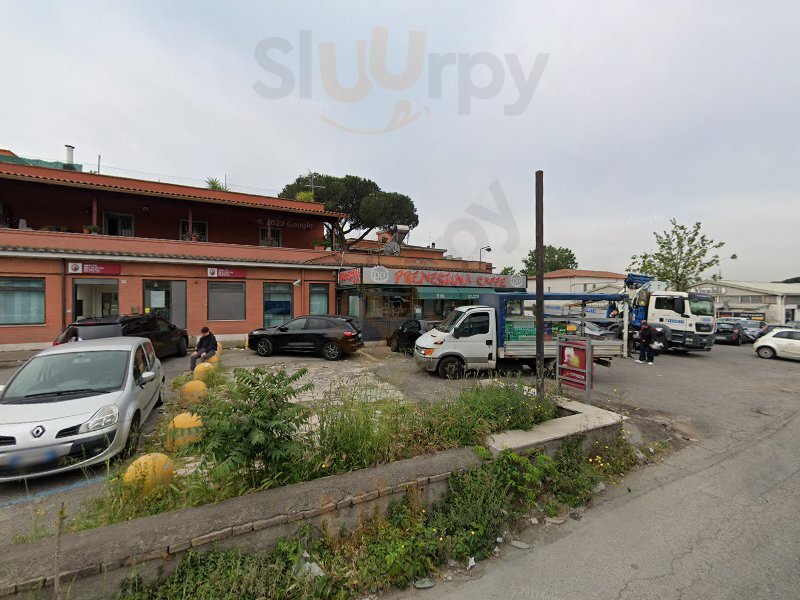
{"left": 122, "top": 414, "right": 142, "bottom": 460}
{"left": 438, "top": 356, "right": 464, "bottom": 379}
{"left": 390, "top": 335, "right": 399, "bottom": 352}
{"left": 256, "top": 338, "right": 273, "bottom": 357}
{"left": 175, "top": 337, "right": 188, "bottom": 357}
{"left": 155, "top": 377, "right": 165, "bottom": 407}
{"left": 322, "top": 341, "right": 343, "bottom": 361}
{"left": 756, "top": 346, "right": 776, "bottom": 359}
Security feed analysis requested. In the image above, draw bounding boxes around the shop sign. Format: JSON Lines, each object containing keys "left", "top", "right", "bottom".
{"left": 67, "top": 262, "right": 121, "bottom": 275}
{"left": 338, "top": 268, "right": 362, "bottom": 286}
{"left": 362, "top": 266, "right": 526, "bottom": 289}
{"left": 208, "top": 267, "right": 246, "bottom": 278}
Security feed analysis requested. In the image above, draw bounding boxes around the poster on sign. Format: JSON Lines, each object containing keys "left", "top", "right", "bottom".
{"left": 556, "top": 338, "right": 594, "bottom": 400}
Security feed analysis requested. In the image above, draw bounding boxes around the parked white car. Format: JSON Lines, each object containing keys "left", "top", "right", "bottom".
{"left": 0, "top": 337, "right": 164, "bottom": 482}
{"left": 754, "top": 328, "right": 800, "bottom": 361}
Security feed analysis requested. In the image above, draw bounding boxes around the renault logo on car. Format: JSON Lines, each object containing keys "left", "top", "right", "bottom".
{"left": 31, "top": 425, "right": 46, "bottom": 438}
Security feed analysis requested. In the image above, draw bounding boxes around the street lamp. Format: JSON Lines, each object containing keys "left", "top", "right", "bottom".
{"left": 717, "top": 253, "right": 737, "bottom": 279}
{"left": 479, "top": 245, "right": 492, "bottom": 264}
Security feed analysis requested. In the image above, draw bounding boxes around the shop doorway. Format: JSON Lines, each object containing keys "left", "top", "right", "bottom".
{"left": 73, "top": 279, "right": 119, "bottom": 320}
{"left": 143, "top": 280, "right": 187, "bottom": 328}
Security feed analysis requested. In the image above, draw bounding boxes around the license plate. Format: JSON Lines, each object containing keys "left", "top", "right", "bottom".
{"left": 0, "top": 448, "right": 61, "bottom": 468}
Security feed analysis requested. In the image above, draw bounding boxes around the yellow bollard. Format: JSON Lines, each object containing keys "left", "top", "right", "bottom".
{"left": 123, "top": 453, "right": 175, "bottom": 496}
{"left": 164, "top": 412, "right": 204, "bottom": 451}
{"left": 193, "top": 361, "right": 216, "bottom": 381}
{"left": 180, "top": 380, "right": 207, "bottom": 406}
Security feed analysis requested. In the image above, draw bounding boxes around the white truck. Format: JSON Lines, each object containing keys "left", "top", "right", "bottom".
{"left": 413, "top": 292, "right": 626, "bottom": 378}
{"left": 607, "top": 274, "right": 716, "bottom": 353}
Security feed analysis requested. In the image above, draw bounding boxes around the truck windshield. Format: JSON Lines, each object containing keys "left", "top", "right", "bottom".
{"left": 688, "top": 299, "right": 714, "bottom": 316}
{"left": 436, "top": 310, "right": 464, "bottom": 333}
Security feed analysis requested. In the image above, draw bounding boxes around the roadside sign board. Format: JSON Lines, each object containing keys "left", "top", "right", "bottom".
{"left": 556, "top": 336, "right": 594, "bottom": 404}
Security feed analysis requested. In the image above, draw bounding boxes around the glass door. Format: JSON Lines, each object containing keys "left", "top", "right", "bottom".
{"left": 264, "top": 283, "right": 293, "bottom": 327}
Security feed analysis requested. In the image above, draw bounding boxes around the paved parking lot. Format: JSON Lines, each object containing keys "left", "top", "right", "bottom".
{"left": 0, "top": 341, "right": 797, "bottom": 595}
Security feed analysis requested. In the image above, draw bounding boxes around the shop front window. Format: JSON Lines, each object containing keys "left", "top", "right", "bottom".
{"left": 309, "top": 284, "right": 329, "bottom": 315}
{"left": 0, "top": 278, "right": 45, "bottom": 325}
{"left": 264, "top": 283, "right": 293, "bottom": 327}
{"left": 208, "top": 281, "right": 246, "bottom": 321}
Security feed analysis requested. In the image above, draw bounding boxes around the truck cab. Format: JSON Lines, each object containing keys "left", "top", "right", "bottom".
{"left": 414, "top": 305, "right": 497, "bottom": 379}
{"left": 618, "top": 274, "right": 716, "bottom": 352}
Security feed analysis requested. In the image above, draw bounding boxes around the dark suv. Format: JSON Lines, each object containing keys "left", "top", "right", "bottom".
{"left": 247, "top": 315, "right": 363, "bottom": 360}
{"left": 55, "top": 315, "right": 189, "bottom": 359}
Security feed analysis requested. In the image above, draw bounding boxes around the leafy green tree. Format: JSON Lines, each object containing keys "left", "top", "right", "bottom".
{"left": 500, "top": 266, "right": 516, "bottom": 275}
{"left": 521, "top": 245, "right": 578, "bottom": 275}
{"left": 205, "top": 176, "right": 228, "bottom": 191}
{"left": 628, "top": 219, "right": 728, "bottom": 291}
{"left": 279, "top": 173, "right": 417, "bottom": 249}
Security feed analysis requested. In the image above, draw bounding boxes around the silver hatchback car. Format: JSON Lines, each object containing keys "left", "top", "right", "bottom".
{"left": 0, "top": 337, "right": 164, "bottom": 482}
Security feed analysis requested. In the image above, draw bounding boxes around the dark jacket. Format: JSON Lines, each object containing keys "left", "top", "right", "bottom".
{"left": 639, "top": 326, "right": 656, "bottom": 345}
{"left": 196, "top": 332, "right": 218, "bottom": 353}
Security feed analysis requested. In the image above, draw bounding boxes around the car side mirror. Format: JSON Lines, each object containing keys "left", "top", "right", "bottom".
{"left": 140, "top": 371, "right": 156, "bottom": 385}
{"left": 0, "top": 384, "right": 5, "bottom": 394}
{"left": 452, "top": 328, "right": 460, "bottom": 339}
{"left": 673, "top": 298, "right": 685, "bottom": 314}
{"left": 278, "top": 326, "right": 288, "bottom": 332}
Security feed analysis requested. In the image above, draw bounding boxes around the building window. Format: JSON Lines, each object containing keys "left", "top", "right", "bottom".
{"left": 208, "top": 281, "right": 246, "bottom": 321}
{"left": 734, "top": 295, "right": 767, "bottom": 304}
{"left": 180, "top": 220, "right": 208, "bottom": 242}
{"left": 264, "top": 283, "right": 293, "bottom": 327}
{"left": 259, "top": 227, "right": 282, "bottom": 247}
{"left": 103, "top": 212, "right": 134, "bottom": 237}
{"left": 0, "top": 278, "right": 45, "bottom": 325}
{"left": 309, "top": 284, "right": 329, "bottom": 315}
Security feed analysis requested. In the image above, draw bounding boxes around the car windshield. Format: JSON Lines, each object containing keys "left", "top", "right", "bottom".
{"left": 436, "top": 310, "right": 465, "bottom": 333}
{"left": 743, "top": 320, "right": 762, "bottom": 329}
{"left": 717, "top": 323, "right": 736, "bottom": 331}
{"left": 1, "top": 350, "right": 130, "bottom": 404}
{"left": 688, "top": 299, "right": 714, "bottom": 316}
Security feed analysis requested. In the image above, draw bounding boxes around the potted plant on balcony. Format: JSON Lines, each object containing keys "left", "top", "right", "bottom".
{"left": 82, "top": 224, "right": 101, "bottom": 235}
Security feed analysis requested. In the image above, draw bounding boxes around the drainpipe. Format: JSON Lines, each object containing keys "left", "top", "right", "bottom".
{"left": 92, "top": 196, "right": 98, "bottom": 227}
{"left": 62, "top": 258, "right": 68, "bottom": 329}
{"left": 188, "top": 208, "right": 193, "bottom": 240}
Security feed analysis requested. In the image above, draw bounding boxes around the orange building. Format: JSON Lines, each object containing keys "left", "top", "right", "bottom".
{"left": 0, "top": 154, "right": 509, "bottom": 348}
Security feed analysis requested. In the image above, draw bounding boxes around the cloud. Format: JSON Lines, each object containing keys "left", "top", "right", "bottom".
{"left": 2, "top": 1, "right": 797, "bottom": 280}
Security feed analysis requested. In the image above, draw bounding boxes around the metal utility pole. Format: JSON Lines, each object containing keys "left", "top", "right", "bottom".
{"left": 535, "top": 170, "right": 545, "bottom": 396}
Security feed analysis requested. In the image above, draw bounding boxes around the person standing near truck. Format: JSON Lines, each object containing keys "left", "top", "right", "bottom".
{"left": 636, "top": 321, "right": 656, "bottom": 365}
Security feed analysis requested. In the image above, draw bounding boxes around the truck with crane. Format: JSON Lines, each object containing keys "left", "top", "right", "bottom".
{"left": 605, "top": 273, "right": 716, "bottom": 353}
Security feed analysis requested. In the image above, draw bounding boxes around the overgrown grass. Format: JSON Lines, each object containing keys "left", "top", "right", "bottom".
{"left": 114, "top": 435, "right": 642, "bottom": 600}
{"left": 71, "top": 370, "right": 558, "bottom": 532}
{"left": 114, "top": 451, "right": 553, "bottom": 599}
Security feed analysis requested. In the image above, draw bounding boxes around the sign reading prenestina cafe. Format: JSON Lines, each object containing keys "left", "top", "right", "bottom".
{"left": 358, "top": 266, "right": 526, "bottom": 289}
{"left": 338, "top": 268, "right": 362, "bottom": 285}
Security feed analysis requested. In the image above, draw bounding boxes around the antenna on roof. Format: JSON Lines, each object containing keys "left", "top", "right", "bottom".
{"left": 305, "top": 170, "right": 326, "bottom": 200}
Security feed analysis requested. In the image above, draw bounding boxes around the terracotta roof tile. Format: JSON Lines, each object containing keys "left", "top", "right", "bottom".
{"left": 0, "top": 162, "right": 347, "bottom": 219}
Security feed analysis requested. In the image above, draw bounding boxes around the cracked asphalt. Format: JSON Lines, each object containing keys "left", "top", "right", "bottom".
{"left": 392, "top": 344, "right": 800, "bottom": 600}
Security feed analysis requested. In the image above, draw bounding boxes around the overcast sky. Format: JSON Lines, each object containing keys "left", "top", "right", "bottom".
{"left": 3, "top": 1, "right": 798, "bottom": 281}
